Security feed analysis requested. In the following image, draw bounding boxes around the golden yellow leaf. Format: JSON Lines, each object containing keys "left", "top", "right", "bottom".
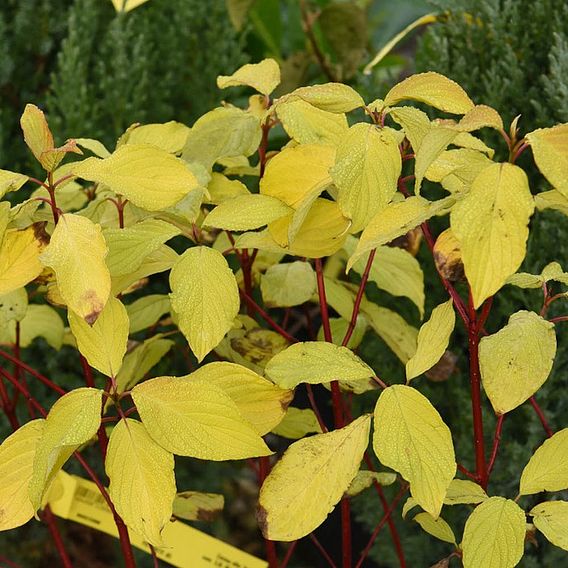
{"left": 121, "top": 121, "right": 189, "bottom": 154}
{"left": 414, "top": 512, "right": 456, "bottom": 544}
{"left": 169, "top": 246, "right": 239, "bottom": 361}
{"left": 73, "top": 144, "right": 199, "bottom": 211}
{"left": 184, "top": 362, "right": 292, "bottom": 435}
{"left": 406, "top": 300, "right": 455, "bottom": 381}
{"left": 74, "top": 138, "right": 110, "bottom": 158}
{"left": 205, "top": 173, "right": 249, "bottom": 205}
{"left": 526, "top": 123, "right": 568, "bottom": 197}
{"left": 0, "top": 169, "right": 28, "bottom": 199}
{"left": 332, "top": 123, "right": 401, "bottom": 232}
{"left": 173, "top": 491, "right": 224, "bottom": 522}
{"left": 373, "top": 385, "right": 455, "bottom": 517}
{"left": 106, "top": 418, "right": 175, "bottom": 546}
{"left": 260, "top": 261, "right": 316, "bottom": 307}
{"left": 0, "top": 419, "right": 45, "bottom": 531}
{"left": 40, "top": 214, "right": 111, "bottom": 324}
{"left": 520, "top": 429, "right": 568, "bottom": 495}
{"left": 461, "top": 497, "right": 526, "bottom": 568}
{"left": 265, "top": 341, "right": 374, "bottom": 389}
{"left": 258, "top": 415, "right": 371, "bottom": 540}
{"left": 457, "top": 104, "right": 504, "bottom": 132}
{"left": 217, "top": 58, "right": 281, "bottom": 96}
{"left": 451, "top": 163, "right": 534, "bottom": 307}
{"left": 69, "top": 296, "right": 129, "bottom": 378}
{"left": 260, "top": 144, "right": 335, "bottom": 208}
{"left": 278, "top": 83, "right": 364, "bottom": 113}
{"left": 433, "top": 228, "right": 464, "bottom": 281}
{"left": 535, "top": 189, "right": 568, "bottom": 216}
{"left": 530, "top": 501, "right": 568, "bottom": 552}
{"left": 276, "top": 99, "right": 348, "bottom": 146}
{"left": 0, "top": 226, "right": 44, "bottom": 296}
{"left": 444, "top": 479, "right": 487, "bottom": 505}
{"left": 479, "top": 311, "right": 556, "bottom": 414}
{"left": 203, "top": 194, "right": 292, "bottom": 231}
{"left": 132, "top": 376, "right": 271, "bottom": 459}
{"left": 384, "top": 72, "right": 474, "bottom": 114}
{"left": 388, "top": 106, "right": 431, "bottom": 152}
{"left": 271, "top": 407, "right": 323, "bottom": 439}
{"left": 29, "top": 388, "right": 103, "bottom": 510}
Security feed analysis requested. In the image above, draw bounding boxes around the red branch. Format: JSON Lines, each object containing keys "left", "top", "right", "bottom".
{"left": 529, "top": 397, "right": 554, "bottom": 438}
{"left": 487, "top": 415, "right": 505, "bottom": 475}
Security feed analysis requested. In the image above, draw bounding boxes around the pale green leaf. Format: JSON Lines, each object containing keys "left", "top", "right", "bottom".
{"left": 184, "top": 361, "right": 293, "bottom": 436}
{"left": 278, "top": 83, "right": 364, "bottom": 113}
{"left": 414, "top": 126, "right": 459, "bottom": 192}
{"left": 530, "top": 501, "right": 568, "bottom": 552}
{"left": 479, "top": 311, "right": 556, "bottom": 414}
{"left": 40, "top": 214, "right": 111, "bottom": 324}
{"left": 332, "top": 123, "right": 401, "bottom": 232}
{"left": 414, "top": 512, "right": 456, "bottom": 544}
{"left": 0, "top": 419, "right": 45, "bottom": 531}
{"left": 451, "top": 163, "right": 534, "bottom": 307}
{"left": 520, "top": 429, "right": 568, "bottom": 495}
{"left": 260, "top": 261, "right": 316, "bottom": 307}
{"left": 205, "top": 173, "right": 249, "bottom": 205}
{"left": 234, "top": 229, "right": 288, "bottom": 255}
{"left": 19, "top": 305, "right": 65, "bottom": 350}
{"left": 258, "top": 415, "right": 371, "bottom": 540}
{"left": 123, "top": 121, "right": 190, "bottom": 154}
{"left": 444, "top": 479, "right": 487, "bottom": 505}
{"left": 316, "top": 316, "right": 368, "bottom": 351}
{"left": 126, "top": 294, "right": 170, "bottom": 334}
{"left": 29, "top": 388, "right": 103, "bottom": 510}
{"left": 0, "top": 169, "right": 28, "bottom": 199}
{"left": 68, "top": 296, "right": 129, "bottom": 378}
{"left": 388, "top": 106, "right": 431, "bottom": 153}
{"left": 384, "top": 72, "right": 474, "bottom": 114}
{"left": 346, "top": 470, "right": 396, "bottom": 497}
{"left": 217, "top": 58, "right": 280, "bottom": 96}
{"left": 271, "top": 407, "right": 323, "bottom": 439}
{"left": 373, "top": 385, "right": 456, "bottom": 517}
{"left": 506, "top": 272, "right": 544, "bottom": 289}
{"left": 461, "top": 497, "right": 526, "bottom": 568}
{"left": 265, "top": 341, "right": 374, "bottom": 389}
{"left": 406, "top": 300, "right": 455, "bottom": 381}
{"left": 74, "top": 138, "right": 110, "bottom": 158}
{"left": 106, "top": 418, "right": 175, "bottom": 546}
{"left": 203, "top": 194, "right": 292, "bottom": 231}
{"left": 169, "top": 246, "right": 239, "bottom": 361}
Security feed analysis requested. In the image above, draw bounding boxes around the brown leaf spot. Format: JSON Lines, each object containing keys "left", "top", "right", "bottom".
{"left": 256, "top": 505, "right": 269, "bottom": 538}
{"left": 82, "top": 290, "right": 105, "bottom": 325}
{"left": 196, "top": 507, "right": 222, "bottom": 522}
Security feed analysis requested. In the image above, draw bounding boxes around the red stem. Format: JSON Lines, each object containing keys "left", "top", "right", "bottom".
{"left": 42, "top": 505, "right": 74, "bottom": 568}
{"left": 309, "top": 534, "right": 338, "bottom": 568}
{"left": 467, "top": 291, "right": 488, "bottom": 488}
{"left": 457, "top": 463, "right": 478, "bottom": 481}
{"left": 279, "top": 541, "right": 298, "bottom": 568}
{"left": 354, "top": 485, "right": 408, "bottom": 568}
{"left": 305, "top": 384, "right": 328, "bottom": 432}
{"left": 549, "top": 315, "right": 568, "bottom": 324}
{"left": 529, "top": 397, "right": 554, "bottom": 438}
{"left": 0, "top": 366, "right": 19, "bottom": 429}
{"left": 487, "top": 415, "right": 505, "bottom": 476}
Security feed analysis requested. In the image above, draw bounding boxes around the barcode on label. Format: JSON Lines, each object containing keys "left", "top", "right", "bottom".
{"left": 74, "top": 485, "right": 109, "bottom": 512}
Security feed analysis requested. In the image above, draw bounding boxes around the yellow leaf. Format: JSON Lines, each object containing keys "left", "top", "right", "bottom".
{"left": 373, "top": 385, "right": 455, "bottom": 517}
{"left": 69, "top": 296, "right": 129, "bottom": 378}
{"left": 535, "top": 189, "right": 568, "bottom": 216}
{"left": 506, "top": 272, "right": 544, "bottom": 289}
{"left": 276, "top": 99, "right": 348, "bottom": 146}
{"left": 0, "top": 227, "right": 44, "bottom": 296}
{"left": 526, "top": 123, "right": 568, "bottom": 198}
{"left": 234, "top": 229, "right": 287, "bottom": 255}
{"left": 126, "top": 294, "right": 170, "bottom": 334}
{"left": 451, "top": 163, "right": 534, "bottom": 307}
{"left": 40, "top": 214, "right": 111, "bottom": 324}
{"left": 520, "top": 429, "right": 568, "bottom": 495}
{"left": 457, "top": 104, "right": 504, "bottom": 132}
{"left": 18, "top": 305, "right": 65, "bottom": 350}
{"left": 205, "top": 173, "right": 249, "bottom": 205}
{"left": 73, "top": 144, "right": 199, "bottom": 211}
{"left": 406, "top": 300, "right": 455, "bottom": 381}
{"left": 74, "top": 138, "right": 110, "bottom": 158}
{"left": 346, "top": 470, "right": 396, "bottom": 497}
{"left": 265, "top": 341, "right": 374, "bottom": 389}
{"left": 106, "top": 418, "right": 175, "bottom": 546}
{"left": 320, "top": 277, "right": 356, "bottom": 321}
{"left": 389, "top": 106, "right": 431, "bottom": 153}
{"left": 268, "top": 198, "right": 350, "bottom": 258}
{"left": 203, "top": 194, "right": 292, "bottom": 231}
{"left": 132, "top": 376, "right": 271, "bottom": 459}
{"left": 184, "top": 361, "right": 293, "bottom": 435}
{"left": 104, "top": 219, "right": 181, "bottom": 276}
{"left": 0, "top": 169, "right": 28, "bottom": 199}
{"left": 362, "top": 302, "right": 418, "bottom": 363}
{"left": 0, "top": 201, "right": 9, "bottom": 244}
{"left": 344, "top": 236, "right": 425, "bottom": 317}
{"left": 278, "top": 83, "right": 365, "bottom": 113}
{"left": 260, "top": 144, "right": 335, "bottom": 208}
{"left": 348, "top": 196, "right": 454, "bottom": 271}
{"left": 217, "top": 58, "right": 281, "bottom": 96}
{"left": 260, "top": 261, "right": 316, "bottom": 307}
{"left": 332, "top": 123, "right": 401, "bottom": 231}
{"left": 0, "top": 419, "right": 45, "bottom": 531}
{"left": 169, "top": 246, "right": 239, "bottom": 361}
{"left": 452, "top": 131, "right": 495, "bottom": 157}
{"left": 414, "top": 512, "right": 456, "bottom": 544}
{"left": 271, "top": 407, "right": 323, "bottom": 439}
{"left": 173, "top": 491, "right": 224, "bottom": 522}
{"left": 384, "top": 72, "right": 474, "bottom": 114}
{"left": 316, "top": 315, "right": 368, "bottom": 352}
{"left": 29, "top": 388, "right": 103, "bottom": 510}
{"left": 111, "top": 0, "right": 151, "bottom": 12}
{"left": 182, "top": 107, "right": 261, "bottom": 170}
{"left": 122, "top": 121, "right": 190, "bottom": 154}
{"left": 530, "top": 501, "right": 568, "bottom": 552}
{"left": 444, "top": 479, "right": 487, "bottom": 505}
{"left": 258, "top": 415, "right": 371, "bottom": 540}
{"left": 0, "top": 288, "right": 28, "bottom": 327}
{"left": 461, "top": 497, "right": 526, "bottom": 568}
{"left": 479, "top": 311, "right": 556, "bottom": 414}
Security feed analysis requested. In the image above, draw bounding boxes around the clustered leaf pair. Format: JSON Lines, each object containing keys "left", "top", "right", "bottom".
{"left": 0, "top": 56, "right": 568, "bottom": 567}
